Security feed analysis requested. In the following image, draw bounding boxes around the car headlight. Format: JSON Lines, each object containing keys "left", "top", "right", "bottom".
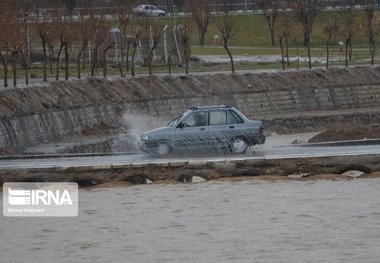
{"left": 141, "top": 134, "right": 149, "bottom": 141}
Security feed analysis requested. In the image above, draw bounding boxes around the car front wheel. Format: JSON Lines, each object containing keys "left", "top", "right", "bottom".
{"left": 155, "top": 143, "right": 170, "bottom": 156}
{"left": 231, "top": 137, "right": 248, "bottom": 154}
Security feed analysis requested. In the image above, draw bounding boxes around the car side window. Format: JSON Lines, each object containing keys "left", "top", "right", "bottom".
{"left": 210, "top": 110, "right": 236, "bottom": 126}
{"left": 183, "top": 111, "right": 208, "bottom": 127}
{"left": 229, "top": 110, "right": 244, "bottom": 124}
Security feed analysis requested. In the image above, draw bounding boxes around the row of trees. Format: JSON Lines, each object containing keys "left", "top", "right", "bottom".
{"left": 0, "top": 0, "right": 218, "bottom": 87}
{"left": 259, "top": 0, "right": 379, "bottom": 69}
{"left": 0, "top": 0, "right": 379, "bottom": 88}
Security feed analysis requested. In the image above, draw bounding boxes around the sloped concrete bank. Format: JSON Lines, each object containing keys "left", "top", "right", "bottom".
{"left": 1, "top": 66, "right": 380, "bottom": 153}
{"left": 0, "top": 154, "right": 379, "bottom": 186}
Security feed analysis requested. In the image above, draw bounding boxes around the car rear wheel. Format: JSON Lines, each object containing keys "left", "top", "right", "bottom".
{"left": 231, "top": 137, "right": 248, "bottom": 154}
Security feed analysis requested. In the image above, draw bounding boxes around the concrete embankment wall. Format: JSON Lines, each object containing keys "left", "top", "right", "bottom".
{"left": 0, "top": 66, "right": 380, "bottom": 152}
{"left": 1, "top": 154, "right": 379, "bottom": 186}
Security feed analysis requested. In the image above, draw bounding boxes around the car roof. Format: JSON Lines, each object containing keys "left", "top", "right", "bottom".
{"left": 189, "top": 105, "right": 233, "bottom": 111}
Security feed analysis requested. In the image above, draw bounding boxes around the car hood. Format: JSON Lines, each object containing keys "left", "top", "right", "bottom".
{"left": 143, "top": 126, "right": 173, "bottom": 138}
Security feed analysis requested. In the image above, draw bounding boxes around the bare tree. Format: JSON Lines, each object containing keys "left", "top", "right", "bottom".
{"left": 166, "top": 0, "right": 175, "bottom": 16}
{"left": 0, "top": 1, "right": 14, "bottom": 87}
{"left": 291, "top": 0, "right": 323, "bottom": 69}
{"left": 35, "top": 2, "right": 57, "bottom": 76}
{"left": 135, "top": 17, "right": 163, "bottom": 76}
{"left": 215, "top": 10, "right": 239, "bottom": 73}
{"left": 0, "top": 0, "right": 24, "bottom": 87}
{"left": 130, "top": 25, "right": 141, "bottom": 77}
{"left": 257, "top": 0, "right": 281, "bottom": 47}
{"left": 338, "top": 2, "right": 356, "bottom": 67}
{"left": 74, "top": 0, "right": 95, "bottom": 79}
{"left": 102, "top": 34, "right": 115, "bottom": 78}
{"left": 115, "top": 0, "right": 136, "bottom": 75}
{"left": 89, "top": 17, "right": 113, "bottom": 77}
{"left": 9, "top": 25, "right": 25, "bottom": 87}
{"left": 186, "top": 0, "right": 213, "bottom": 47}
{"left": 76, "top": 17, "right": 93, "bottom": 79}
{"left": 178, "top": 17, "right": 193, "bottom": 75}
{"left": 167, "top": 47, "right": 176, "bottom": 77}
{"left": 36, "top": 6, "right": 54, "bottom": 81}
{"left": 278, "top": 10, "right": 294, "bottom": 70}
{"left": 324, "top": 13, "right": 338, "bottom": 69}
{"left": 54, "top": 4, "right": 75, "bottom": 81}
{"left": 364, "top": 0, "right": 376, "bottom": 65}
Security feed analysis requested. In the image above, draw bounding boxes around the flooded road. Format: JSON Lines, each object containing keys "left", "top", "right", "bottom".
{"left": 1, "top": 177, "right": 380, "bottom": 262}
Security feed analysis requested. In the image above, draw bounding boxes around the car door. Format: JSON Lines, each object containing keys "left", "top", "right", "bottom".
{"left": 150, "top": 5, "right": 159, "bottom": 16}
{"left": 174, "top": 110, "right": 210, "bottom": 150}
{"left": 208, "top": 109, "right": 239, "bottom": 147}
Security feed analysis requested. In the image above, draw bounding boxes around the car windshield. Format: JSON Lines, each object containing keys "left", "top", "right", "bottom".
{"left": 166, "top": 113, "right": 184, "bottom": 127}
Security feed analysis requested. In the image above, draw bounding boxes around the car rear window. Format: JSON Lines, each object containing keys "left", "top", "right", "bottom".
{"left": 229, "top": 110, "right": 244, "bottom": 124}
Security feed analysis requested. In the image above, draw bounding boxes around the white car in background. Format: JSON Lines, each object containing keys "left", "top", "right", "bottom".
{"left": 133, "top": 4, "right": 165, "bottom": 16}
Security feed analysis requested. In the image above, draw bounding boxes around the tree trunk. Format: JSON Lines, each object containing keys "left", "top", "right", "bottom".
{"left": 12, "top": 60, "right": 17, "bottom": 87}
{"left": 0, "top": 53, "right": 8, "bottom": 87}
{"left": 285, "top": 39, "right": 289, "bottom": 66}
{"left": 120, "top": 34, "right": 124, "bottom": 64}
{"left": 297, "top": 48, "right": 300, "bottom": 70}
{"left": 184, "top": 50, "right": 189, "bottom": 75}
{"left": 199, "top": 31, "right": 206, "bottom": 47}
{"left": 280, "top": 37, "right": 285, "bottom": 70}
{"left": 266, "top": 17, "right": 275, "bottom": 47}
{"left": 223, "top": 39, "right": 235, "bottom": 73}
{"left": 82, "top": 46, "right": 86, "bottom": 70}
{"left": 147, "top": 43, "right": 156, "bottom": 76}
{"left": 325, "top": 36, "right": 332, "bottom": 69}
{"left": 326, "top": 39, "right": 330, "bottom": 69}
{"left": 56, "top": 45, "right": 63, "bottom": 80}
{"left": 348, "top": 40, "right": 352, "bottom": 61}
{"left": 64, "top": 45, "right": 69, "bottom": 80}
{"left": 42, "top": 39, "right": 48, "bottom": 81}
{"left": 103, "top": 50, "right": 107, "bottom": 77}
{"left": 168, "top": 53, "right": 172, "bottom": 76}
{"left": 303, "top": 32, "right": 308, "bottom": 47}
{"left": 345, "top": 39, "right": 349, "bottom": 67}
{"left": 307, "top": 42, "right": 312, "bottom": 69}
{"left": 370, "top": 40, "right": 375, "bottom": 65}
{"left": 20, "top": 51, "right": 29, "bottom": 85}
{"left": 131, "top": 42, "right": 137, "bottom": 77}
{"left": 103, "top": 45, "right": 114, "bottom": 78}
{"left": 126, "top": 41, "right": 130, "bottom": 72}
{"left": 77, "top": 51, "right": 82, "bottom": 79}
{"left": 48, "top": 45, "right": 54, "bottom": 74}
{"left": 91, "top": 47, "right": 97, "bottom": 76}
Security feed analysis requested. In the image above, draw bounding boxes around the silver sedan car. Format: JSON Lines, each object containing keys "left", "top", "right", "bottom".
{"left": 132, "top": 4, "right": 165, "bottom": 16}
{"left": 139, "top": 105, "right": 265, "bottom": 156}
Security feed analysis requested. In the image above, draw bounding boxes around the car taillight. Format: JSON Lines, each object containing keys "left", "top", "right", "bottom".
{"left": 259, "top": 125, "right": 264, "bottom": 134}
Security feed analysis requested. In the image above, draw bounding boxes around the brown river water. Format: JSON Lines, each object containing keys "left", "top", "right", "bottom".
{"left": 1, "top": 177, "right": 380, "bottom": 263}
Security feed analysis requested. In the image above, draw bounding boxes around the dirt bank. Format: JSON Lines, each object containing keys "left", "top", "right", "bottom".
{"left": 309, "top": 124, "right": 380, "bottom": 143}
{"left": 0, "top": 66, "right": 380, "bottom": 154}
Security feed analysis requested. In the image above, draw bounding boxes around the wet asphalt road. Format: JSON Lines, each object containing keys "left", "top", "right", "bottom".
{"left": 0, "top": 143, "right": 379, "bottom": 169}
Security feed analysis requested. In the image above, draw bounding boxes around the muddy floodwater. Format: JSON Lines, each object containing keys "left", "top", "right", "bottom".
{"left": 1, "top": 178, "right": 380, "bottom": 262}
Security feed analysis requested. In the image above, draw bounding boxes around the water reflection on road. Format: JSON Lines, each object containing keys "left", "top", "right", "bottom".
{"left": 1, "top": 178, "right": 379, "bottom": 262}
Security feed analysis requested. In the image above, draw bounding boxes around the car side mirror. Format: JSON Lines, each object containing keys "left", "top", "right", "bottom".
{"left": 177, "top": 122, "right": 184, "bottom": 129}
